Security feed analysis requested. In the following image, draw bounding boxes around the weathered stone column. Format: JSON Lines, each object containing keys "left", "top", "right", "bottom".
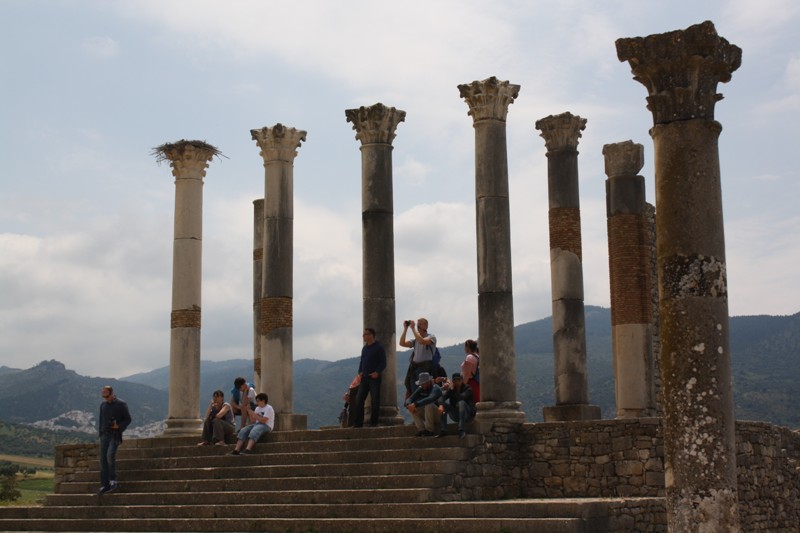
{"left": 603, "top": 141, "right": 656, "bottom": 418}
{"left": 252, "top": 198, "right": 264, "bottom": 386}
{"left": 345, "top": 103, "right": 404, "bottom": 425}
{"left": 535, "top": 113, "right": 601, "bottom": 422}
{"left": 155, "top": 140, "right": 219, "bottom": 435}
{"left": 251, "top": 124, "right": 308, "bottom": 431}
{"left": 617, "top": 21, "right": 742, "bottom": 531}
{"left": 458, "top": 76, "right": 525, "bottom": 427}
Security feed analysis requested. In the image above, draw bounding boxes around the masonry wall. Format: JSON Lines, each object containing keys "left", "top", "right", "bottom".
{"left": 55, "top": 419, "right": 800, "bottom": 530}
{"left": 453, "top": 418, "right": 800, "bottom": 531}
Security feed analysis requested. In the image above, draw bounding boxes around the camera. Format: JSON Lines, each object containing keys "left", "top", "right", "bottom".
{"left": 404, "top": 320, "right": 410, "bottom": 327}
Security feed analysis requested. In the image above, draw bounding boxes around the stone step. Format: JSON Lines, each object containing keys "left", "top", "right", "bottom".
{"left": 116, "top": 433, "right": 480, "bottom": 460}
{"left": 0, "top": 516, "right": 587, "bottom": 533}
{"left": 120, "top": 425, "right": 421, "bottom": 453}
{"left": 70, "top": 458, "right": 462, "bottom": 483}
{"left": 0, "top": 500, "right": 605, "bottom": 520}
{"left": 110, "top": 443, "right": 471, "bottom": 471}
{"left": 56, "top": 472, "right": 454, "bottom": 495}
{"left": 44, "top": 487, "right": 436, "bottom": 506}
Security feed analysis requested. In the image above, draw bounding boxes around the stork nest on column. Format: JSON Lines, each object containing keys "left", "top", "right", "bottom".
{"left": 151, "top": 140, "right": 225, "bottom": 164}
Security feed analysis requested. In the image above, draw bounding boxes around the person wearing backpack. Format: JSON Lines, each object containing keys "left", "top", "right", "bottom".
{"left": 400, "top": 317, "right": 437, "bottom": 398}
{"left": 460, "top": 339, "right": 480, "bottom": 402}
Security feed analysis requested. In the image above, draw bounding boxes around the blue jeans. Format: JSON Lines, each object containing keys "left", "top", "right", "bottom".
{"left": 99, "top": 433, "right": 119, "bottom": 488}
{"left": 440, "top": 400, "right": 476, "bottom": 432}
{"left": 237, "top": 422, "right": 271, "bottom": 443}
{"left": 353, "top": 374, "right": 381, "bottom": 427}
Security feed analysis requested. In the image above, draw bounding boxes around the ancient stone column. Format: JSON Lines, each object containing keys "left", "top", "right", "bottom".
{"left": 617, "top": 21, "right": 742, "bottom": 531}
{"left": 534, "top": 113, "right": 601, "bottom": 422}
{"left": 603, "top": 141, "right": 656, "bottom": 418}
{"left": 155, "top": 140, "right": 219, "bottom": 435}
{"left": 251, "top": 124, "right": 308, "bottom": 431}
{"left": 458, "top": 76, "right": 525, "bottom": 427}
{"left": 345, "top": 103, "right": 405, "bottom": 425}
{"left": 252, "top": 198, "right": 264, "bottom": 387}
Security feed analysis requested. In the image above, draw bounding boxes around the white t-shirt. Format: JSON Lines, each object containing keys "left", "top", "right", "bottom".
{"left": 255, "top": 404, "right": 275, "bottom": 430}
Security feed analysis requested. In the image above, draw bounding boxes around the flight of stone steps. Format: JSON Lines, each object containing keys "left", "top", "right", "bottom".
{"left": 0, "top": 425, "right": 641, "bottom": 532}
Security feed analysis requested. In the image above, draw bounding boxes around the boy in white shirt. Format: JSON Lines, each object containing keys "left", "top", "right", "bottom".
{"left": 228, "top": 392, "right": 274, "bottom": 455}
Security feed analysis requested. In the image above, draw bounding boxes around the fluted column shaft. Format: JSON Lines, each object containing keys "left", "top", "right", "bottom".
{"left": 161, "top": 142, "right": 216, "bottom": 435}
{"left": 459, "top": 77, "right": 524, "bottom": 425}
{"left": 603, "top": 141, "right": 656, "bottom": 418}
{"left": 618, "top": 20, "right": 742, "bottom": 532}
{"left": 252, "top": 199, "right": 264, "bottom": 387}
{"left": 345, "top": 103, "right": 404, "bottom": 425}
{"left": 251, "top": 124, "right": 307, "bottom": 431}
{"left": 535, "top": 113, "right": 600, "bottom": 422}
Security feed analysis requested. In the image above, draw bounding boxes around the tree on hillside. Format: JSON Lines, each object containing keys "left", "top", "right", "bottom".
{"left": 0, "top": 475, "right": 20, "bottom": 502}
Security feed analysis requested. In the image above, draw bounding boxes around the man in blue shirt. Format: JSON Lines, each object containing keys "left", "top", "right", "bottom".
{"left": 97, "top": 385, "right": 131, "bottom": 495}
{"left": 352, "top": 328, "right": 386, "bottom": 428}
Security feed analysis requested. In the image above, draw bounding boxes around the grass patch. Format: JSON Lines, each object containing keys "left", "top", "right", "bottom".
{"left": 0, "top": 472, "right": 55, "bottom": 507}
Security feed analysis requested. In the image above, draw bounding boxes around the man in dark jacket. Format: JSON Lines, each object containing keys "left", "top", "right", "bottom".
{"left": 97, "top": 385, "right": 131, "bottom": 495}
{"left": 437, "top": 373, "right": 475, "bottom": 439}
{"left": 352, "top": 328, "right": 387, "bottom": 428}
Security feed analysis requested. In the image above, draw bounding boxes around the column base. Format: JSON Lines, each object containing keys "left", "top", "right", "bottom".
{"left": 473, "top": 401, "right": 526, "bottom": 433}
{"left": 378, "top": 406, "right": 405, "bottom": 426}
{"left": 162, "top": 417, "right": 203, "bottom": 436}
{"left": 542, "top": 404, "right": 602, "bottom": 422}
{"left": 274, "top": 413, "right": 308, "bottom": 431}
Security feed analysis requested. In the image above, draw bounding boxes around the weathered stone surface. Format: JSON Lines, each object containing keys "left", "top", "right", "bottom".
{"left": 461, "top": 77, "right": 521, "bottom": 424}
{"left": 618, "top": 20, "right": 741, "bottom": 532}
{"left": 347, "top": 103, "right": 404, "bottom": 425}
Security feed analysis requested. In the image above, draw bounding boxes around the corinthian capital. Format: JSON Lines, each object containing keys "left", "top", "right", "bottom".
{"left": 250, "top": 124, "right": 307, "bottom": 163}
{"left": 345, "top": 103, "right": 406, "bottom": 145}
{"left": 458, "top": 76, "right": 520, "bottom": 123}
{"left": 616, "top": 20, "right": 741, "bottom": 125}
{"left": 602, "top": 141, "right": 644, "bottom": 177}
{"left": 152, "top": 140, "right": 221, "bottom": 179}
{"left": 535, "top": 112, "right": 586, "bottom": 152}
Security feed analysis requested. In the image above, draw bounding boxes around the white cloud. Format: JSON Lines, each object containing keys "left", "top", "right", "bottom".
{"left": 80, "top": 36, "right": 120, "bottom": 59}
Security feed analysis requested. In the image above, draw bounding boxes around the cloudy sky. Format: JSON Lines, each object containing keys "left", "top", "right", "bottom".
{"left": 1, "top": 1, "right": 798, "bottom": 379}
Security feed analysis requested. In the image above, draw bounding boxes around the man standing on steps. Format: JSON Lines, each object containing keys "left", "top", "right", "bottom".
{"left": 97, "top": 385, "right": 131, "bottom": 495}
{"left": 352, "top": 328, "right": 386, "bottom": 428}
{"left": 399, "top": 317, "right": 437, "bottom": 398}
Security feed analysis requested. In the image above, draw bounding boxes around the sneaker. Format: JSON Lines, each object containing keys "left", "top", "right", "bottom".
{"left": 97, "top": 485, "right": 110, "bottom": 495}
{"left": 197, "top": 441, "right": 211, "bottom": 446}
{"left": 435, "top": 432, "right": 447, "bottom": 438}
{"left": 106, "top": 481, "right": 118, "bottom": 493}
{"left": 228, "top": 450, "right": 240, "bottom": 456}
{"left": 241, "top": 449, "right": 255, "bottom": 455}
{"left": 421, "top": 430, "right": 434, "bottom": 437}
{"left": 214, "top": 441, "right": 226, "bottom": 446}
{"left": 458, "top": 430, "right": 466, "bottom": 439}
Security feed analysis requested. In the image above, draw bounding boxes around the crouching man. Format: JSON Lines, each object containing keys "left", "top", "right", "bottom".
{"left": 404, "top": 372, "right": 442, "bottom": 436}
{"left": 437, "top": 372, "right": 475, "bottom": 439}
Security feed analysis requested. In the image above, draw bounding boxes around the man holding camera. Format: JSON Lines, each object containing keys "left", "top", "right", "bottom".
{"left": 399, "top": 317, "right": 436, "bottom": 397}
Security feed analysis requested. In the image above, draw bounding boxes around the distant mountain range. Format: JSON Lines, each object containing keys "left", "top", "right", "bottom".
{"left": 1, "top": 306, "right": 797, "bottom": 456}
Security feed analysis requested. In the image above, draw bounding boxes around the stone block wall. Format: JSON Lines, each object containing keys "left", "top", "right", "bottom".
{"left": 454, "top": 418, "right": 799, "bottom": 531}
{"left": 736, "top": 421, "right": 800, "bottom": 531}
{"left": 53, "top": 443, "right": 96, "bottom": 493}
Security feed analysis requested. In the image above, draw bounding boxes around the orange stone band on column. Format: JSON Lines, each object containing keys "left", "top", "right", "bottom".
{"left": 548, "top": 207, "right": 582, "bottom": 260}
{"left": 258, "top": 297, "right": 293, "bottom": 334}
{"left": 608, "top": 214, "right": 652, "bottom": 326}
{"left": 171, "top": 309, "right": 201, "bottom": 329}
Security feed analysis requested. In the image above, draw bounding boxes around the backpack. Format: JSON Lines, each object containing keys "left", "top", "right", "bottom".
{"left": 472, "top": 354, "right": 480, "bottom": 384}
{"left": 432, "top": 346, "right": 441, "bottom": 370}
